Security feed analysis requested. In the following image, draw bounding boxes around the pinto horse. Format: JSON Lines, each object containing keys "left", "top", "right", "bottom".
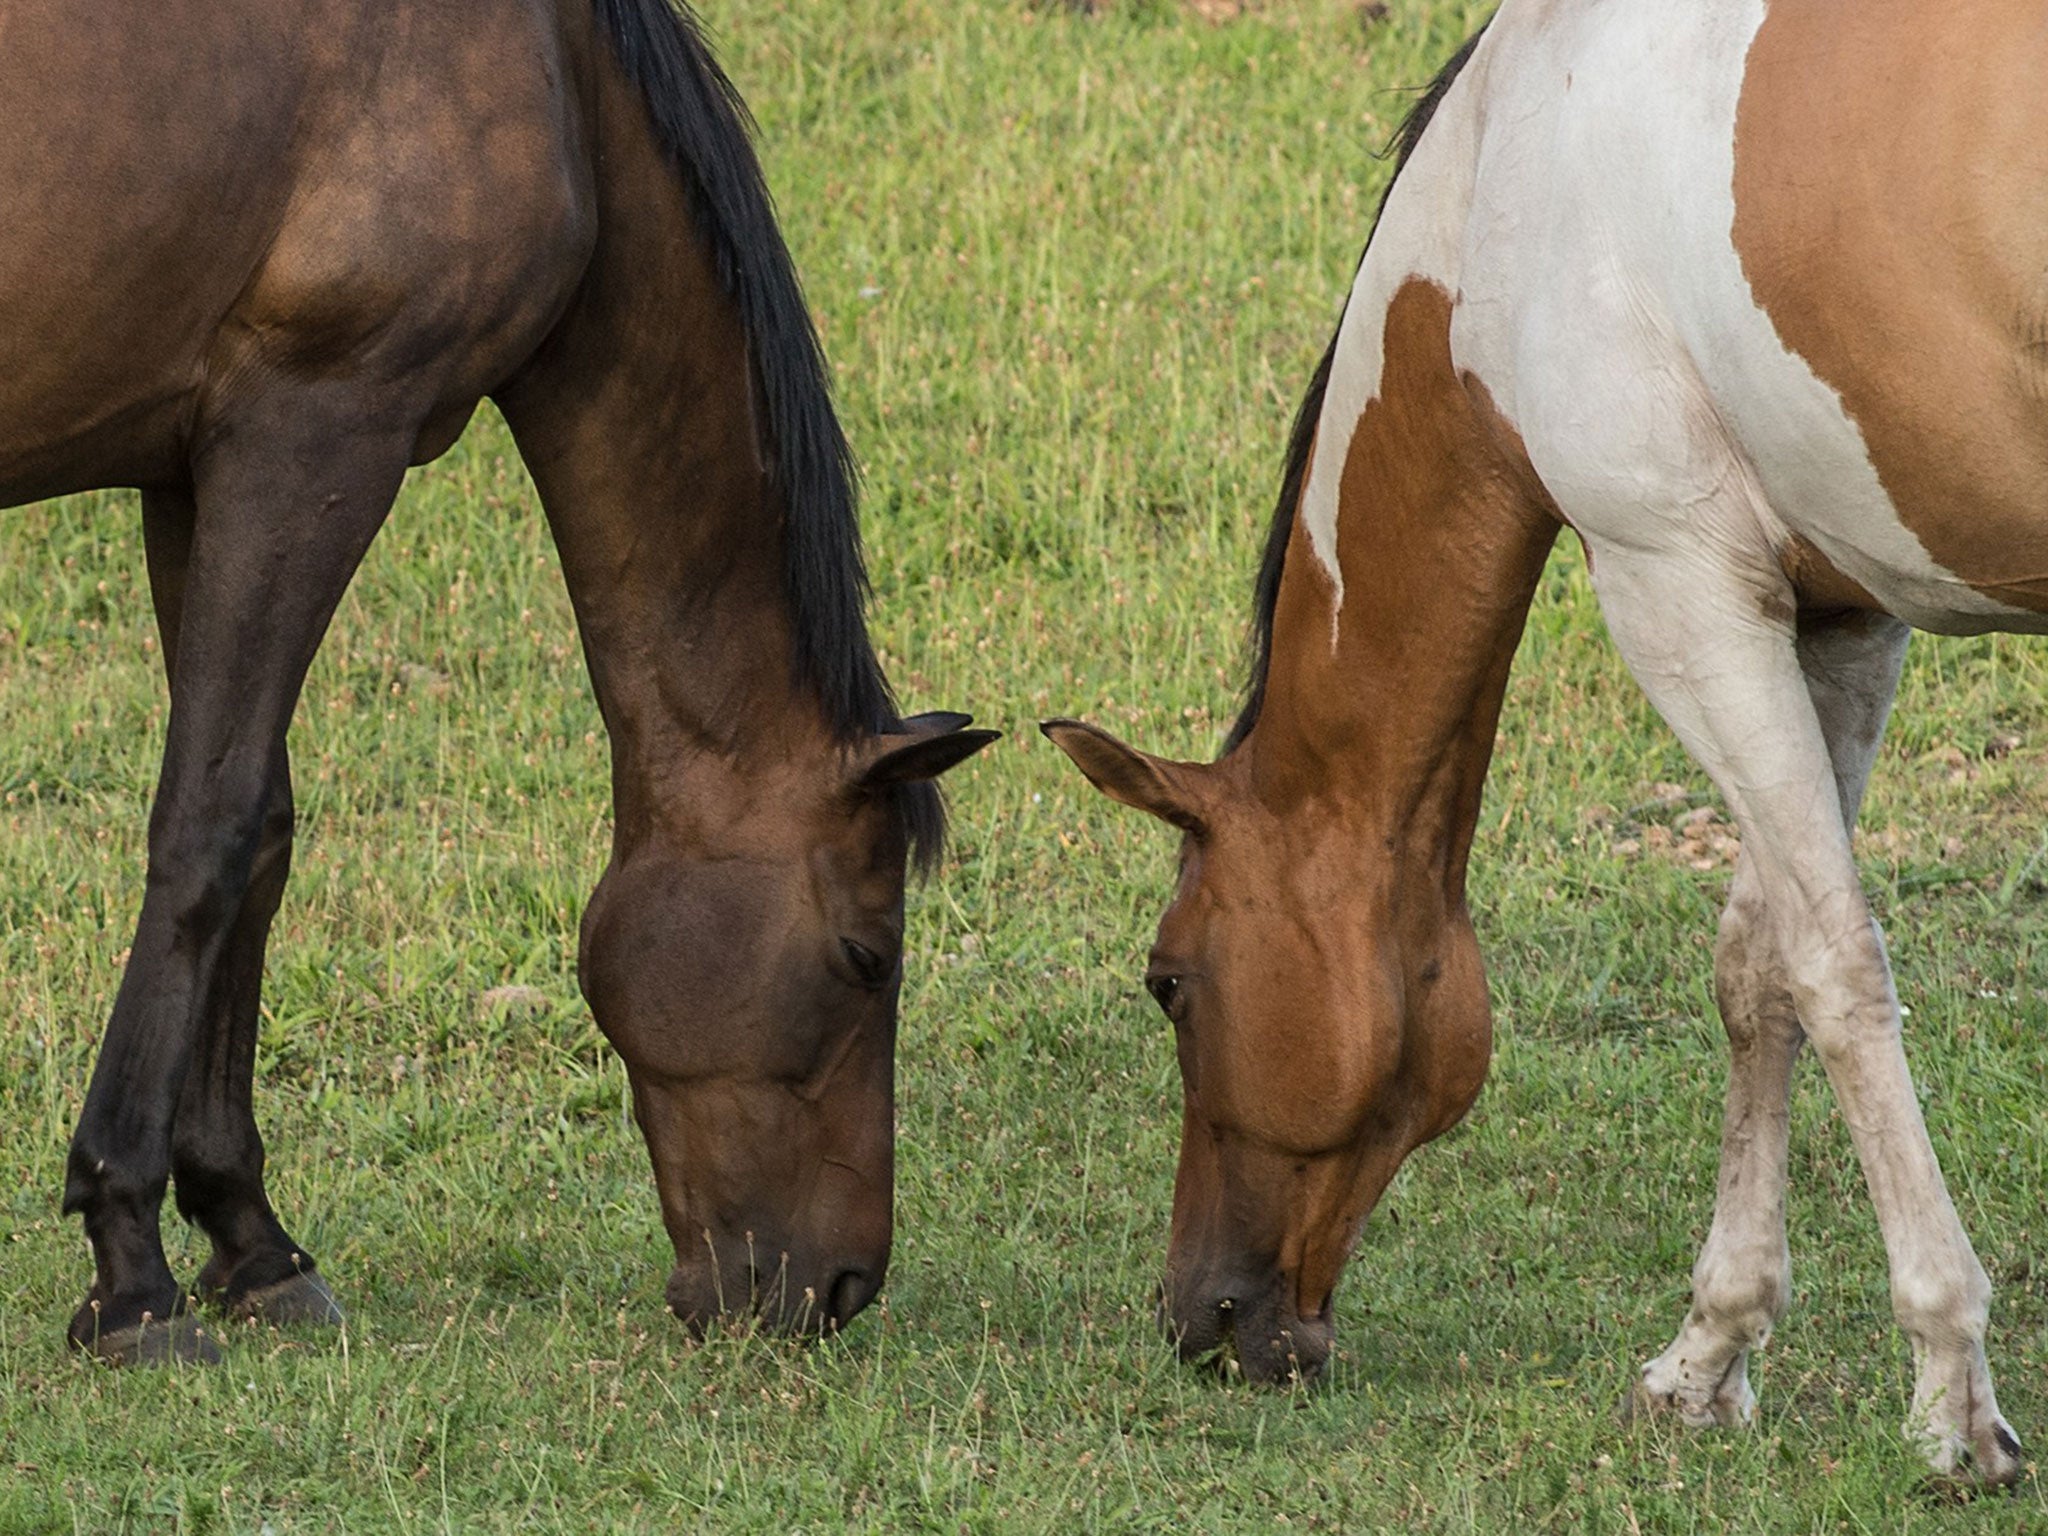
{"left": 3, "top": 0, "right": 995, "bottom": 1364}
{"left": 1048, "top": 0, "right": 2042, "bottom": 1484}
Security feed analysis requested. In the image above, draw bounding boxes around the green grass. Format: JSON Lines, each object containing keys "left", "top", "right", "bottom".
{"left": 5, "top": 0, "right": 2048, "bottom": 1529}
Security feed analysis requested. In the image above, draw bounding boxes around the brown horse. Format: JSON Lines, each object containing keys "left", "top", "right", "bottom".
{"left": 1049, "top": 0, "right": 2043, "bottom": 1485}
{"left": 3, "top": 0, "right": 995, "bottom": 1364}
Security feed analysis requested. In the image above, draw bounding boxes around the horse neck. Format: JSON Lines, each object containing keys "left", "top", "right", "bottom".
{"left": 1243, "top": 275, "right": 1557, "bottom": 912}
{"left": 497, "top": 64, "right": 828, "bottom": 853}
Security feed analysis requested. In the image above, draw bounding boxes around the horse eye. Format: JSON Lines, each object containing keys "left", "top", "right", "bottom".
{"left": 841, "top": 938, "right": 891, "bottom": 990}
{"left": 1145, "top": 974, "right": 1182, "bottom": 1016}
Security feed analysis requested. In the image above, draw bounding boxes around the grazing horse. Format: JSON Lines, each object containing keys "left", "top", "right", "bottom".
{"left": 1047, "top": 0, "right": 2042, "bottom": 1484}
{"left": 2, "top": 0, "right": 995, "bottom": 1364}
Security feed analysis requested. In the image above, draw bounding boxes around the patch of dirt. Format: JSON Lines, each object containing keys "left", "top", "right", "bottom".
{"left": 1589, "top": 783, "right": 1742, "bottom": 871}
{"left": 1042, "top": 0, "right": 1322, "bottom": 21}
{"left": 478, "top": 984, "right": 552, "bottom": 1019}
{"left": 1639, "top": 806, "right": 1741, "bottom": 871}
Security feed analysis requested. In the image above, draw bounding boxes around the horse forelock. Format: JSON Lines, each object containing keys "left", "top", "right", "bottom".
{"left": 588, "top": 0, "right": 943, "bottom": 870}
{"left": 1226, "top": 18, "right": 1493, "bottom": 754}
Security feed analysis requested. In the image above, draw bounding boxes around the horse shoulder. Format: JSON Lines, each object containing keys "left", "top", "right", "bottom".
{"left": 219, "top": 0, "right": 595, "bottom": 405}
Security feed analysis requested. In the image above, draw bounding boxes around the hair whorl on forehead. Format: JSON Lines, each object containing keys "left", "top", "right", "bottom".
{"left": 1225, "top": 19, "right": 1493, "bottom": 754}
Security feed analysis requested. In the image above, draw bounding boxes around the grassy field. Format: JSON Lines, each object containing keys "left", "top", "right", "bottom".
{"left": 6, "top": 0, "right": 2048, "bottom": 1529}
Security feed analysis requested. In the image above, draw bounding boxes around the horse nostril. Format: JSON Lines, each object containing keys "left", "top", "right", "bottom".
{"left": 827, "top": 1268, "right": 879, "bottom": 1327}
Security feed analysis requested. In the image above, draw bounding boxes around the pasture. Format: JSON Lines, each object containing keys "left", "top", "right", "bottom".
{"left": 4, "top": 0, "right": 2047, "bottom": 1527}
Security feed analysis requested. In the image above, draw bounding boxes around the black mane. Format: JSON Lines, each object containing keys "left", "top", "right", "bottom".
{"left": 1225, "top": 20, "right": 1492, "bottom": 752}
{"left": 591, "top": 0, "right": 944, "bottom": 867}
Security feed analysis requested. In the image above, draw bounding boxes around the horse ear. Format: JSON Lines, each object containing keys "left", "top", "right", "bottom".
{"left": 856, "top": 715, "right": 1000, "bottom": 789}
{"left": 1039, "top": 718, "right": 1211, "bottom": 835}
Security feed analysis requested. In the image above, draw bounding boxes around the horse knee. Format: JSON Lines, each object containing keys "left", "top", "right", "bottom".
{"left": 246, "top": 793, "right": 296, "bottom": 894}
{"left": 1783, "top": 930, "right": 1900, "bottom": 1070}
{"left": 143, "top": 799, "right": 276, "bottom": 939}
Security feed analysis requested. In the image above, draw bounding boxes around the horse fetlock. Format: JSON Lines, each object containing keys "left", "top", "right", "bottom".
{"left": 1892, "top": 1277, "right": 1990, "bottom": 1392}
{"left": 1689, "top": 1258, "right": 1791, "bottom": 1342}
{"left": 1891, "top": 1262, "right": 1992, "bottom": 1356}
{"left": 63, "top": 1137, "right": 168, "bottom": 1218}
{"left": 169, "top": 1149, "right": 267, "bottom": 1223}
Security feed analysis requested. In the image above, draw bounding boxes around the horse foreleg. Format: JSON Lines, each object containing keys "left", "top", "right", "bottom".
{"left": 64, "top": 407, "right": 407, "bottom": 1363}
{"left": 173, "top": 758, "right": 341, "bottom": 1327}
{"left": 139, "top": 486, "right": 342, "bottom": 1329}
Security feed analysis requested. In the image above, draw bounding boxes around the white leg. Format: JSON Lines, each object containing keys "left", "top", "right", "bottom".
{"left": 1631, "top": 853, "right": 1798, "bottom": 1427}
{"left": 1593, "top": 544, "right": 2020, "bottom": 1484}
{"left": 1631, "top": 612, "right": 1907, "bottom": 1429}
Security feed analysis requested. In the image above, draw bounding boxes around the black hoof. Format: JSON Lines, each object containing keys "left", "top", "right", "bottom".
{"left": 199, "top": 1247, "right": 342, "bottom": 1327}
{"left": 222, "top": 1269, "right": 344, "bottom": 1328}
{"left": 69, "top": 1308, "right": 222, "bottom": 1367}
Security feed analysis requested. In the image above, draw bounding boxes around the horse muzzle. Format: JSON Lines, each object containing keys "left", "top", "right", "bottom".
{"left": 665, "top": 1233, "right": 887, "bottom": 1336}
{"left": 1158, "top": 1264, "right": 1335, "bottom": 1384}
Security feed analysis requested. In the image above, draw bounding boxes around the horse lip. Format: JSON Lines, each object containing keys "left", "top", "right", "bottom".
{"left": 1159, "top": 1267, "right": 1335, "bottom": 1383}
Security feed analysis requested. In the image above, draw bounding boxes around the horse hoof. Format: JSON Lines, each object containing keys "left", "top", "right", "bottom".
{"left": 225, "top": 1270, "right": 344, "bottom": 1328}
{"left": 72, "top": 1312, "right": 223, "bottom": 1367}
{"left": 1912, "top": 1416, "right": 2025, "bottom": 1497}
{"left": 1983, "top": 1423, "right": 2027, "bottom": 1488}
{"left": 1622, "top": 1356, "right": 1755, "bottom": 1431}
{"left": 1620, "top": 1380, "right": 1752, "bottom": 1431}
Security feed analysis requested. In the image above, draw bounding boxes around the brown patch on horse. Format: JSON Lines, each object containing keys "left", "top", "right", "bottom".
{"left": 1258, "top": 278, "right": 1556, "bottom": 810}
{"left": 1289, "top": 276, "right": 1554, "bottom": 1135}
{"left": 1733, "top": 0, "right": 2048, "bottom": 612}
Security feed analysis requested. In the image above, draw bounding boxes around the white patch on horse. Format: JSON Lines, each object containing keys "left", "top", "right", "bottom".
{"left": 1454, "top": 0, "right": 2030, "bottom": 633}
